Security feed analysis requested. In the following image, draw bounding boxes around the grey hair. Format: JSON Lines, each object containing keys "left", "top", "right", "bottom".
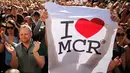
{"left": 5, "top": 69, "right": 20, "bottom": 73}
{"left": 20, "top": 24, "right": 32, "bottom": 32}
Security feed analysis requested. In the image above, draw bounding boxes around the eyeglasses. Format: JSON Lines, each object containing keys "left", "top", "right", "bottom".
{"left": 6, "top": 27, "right": 14, "bottom": 29}
{"left": 116, "top": 33, "right": 124, "bottom": 37}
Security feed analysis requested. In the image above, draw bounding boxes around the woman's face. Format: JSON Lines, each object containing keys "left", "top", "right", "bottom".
{"left": 121, "top": 9, "right": 128, "bottom": 17}
{"left": 116, "top": 26, "right": 124, "bottom": 42}
{"left": 6, "top": 23, "right": 15, "bottom": 34}
{"left": 11, "top": 7, "right": 17, "bottom": 14}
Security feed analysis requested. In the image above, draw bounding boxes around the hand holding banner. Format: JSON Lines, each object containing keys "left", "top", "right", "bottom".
{"left": 45, "top": 2, "right": 118, "bottom": 73}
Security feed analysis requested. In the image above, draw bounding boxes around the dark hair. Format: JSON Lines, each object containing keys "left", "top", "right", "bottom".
{"left": 32, "top": 11, "right": 40, "bottom": 17}
{"left": 16, "top": 14, "right": 24, "bottom": 25}
{"left": 6, "top": 20, "right": 19, "bottom": 37}
{"left": 127, "top": 0, "right": 130, "bottom": 2}
{"left": 126, "top": 29, "right": 130, "bottom": 40}
{"left": 22, "top": 11, "right": 28, "bottom": 17}
{"left": 6, "top": 20, "right": 16, "bottom": 27}
{"left": 11, "top": 5, "right": 17, "bottom": 10}
{"left": 127, "top": 9, "right": 130, "bottom": 15}
{"left": 6, "top": 14, "right": 15, "bottom": 20}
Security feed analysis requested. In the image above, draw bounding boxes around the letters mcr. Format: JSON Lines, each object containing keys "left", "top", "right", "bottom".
{"left": 58, "top": 21, "right": 101, "bottom": 55}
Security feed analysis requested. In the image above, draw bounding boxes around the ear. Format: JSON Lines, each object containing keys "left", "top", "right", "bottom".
{"left": 30, "top": 32, "right": 32, "bottom": 38}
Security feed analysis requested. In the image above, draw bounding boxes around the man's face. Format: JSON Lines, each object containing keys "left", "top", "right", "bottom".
{"left": 33, "top": 15, "right": 40, "bottom": 21}
{"left": 19, "top": 28, "right": 32, "bottom": 43}
{"left": 24, "top": 17, "right": 30, "bottom": 24}
{"left": 40, "top": 5, "right": 45, "bottom": 10}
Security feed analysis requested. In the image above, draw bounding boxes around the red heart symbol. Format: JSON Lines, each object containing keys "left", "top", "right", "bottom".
{"left": 75, "top": 18, "right": 104, "bottom": 38}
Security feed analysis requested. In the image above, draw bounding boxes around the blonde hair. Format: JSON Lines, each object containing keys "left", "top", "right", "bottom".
{"left": 20, "top": 24, "right": 32, "bottom": 32}
{"left": 5, "top": 69, "right": 20, "bottom": 73}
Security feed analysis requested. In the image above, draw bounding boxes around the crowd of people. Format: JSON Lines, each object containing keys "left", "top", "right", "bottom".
{"left": 0, "top": 0, "right": 130, "bottom": 73}
{"left": 56, "top": 0, "right": 130, "bottom": 73}
{"left": 0, "top": 0, "right": 48, "bottom": 73}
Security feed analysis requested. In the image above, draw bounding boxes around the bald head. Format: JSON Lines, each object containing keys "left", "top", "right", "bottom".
{"left": 19, "top": 24, "right": 32, "bottom": 33}
{"left": 5, "top": 69, "right": 20, "bottom": 73}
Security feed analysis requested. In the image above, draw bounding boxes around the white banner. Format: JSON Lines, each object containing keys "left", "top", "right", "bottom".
{"left": 45, "top": 2, "right": 118, "bottom": 73}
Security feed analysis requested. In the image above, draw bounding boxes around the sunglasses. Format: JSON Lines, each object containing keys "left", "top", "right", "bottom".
{"left": 116, "top": 33, "right": 124, "bottom": 37}
{"left": 6, "top": 27, "right": 14, "bottom": 29}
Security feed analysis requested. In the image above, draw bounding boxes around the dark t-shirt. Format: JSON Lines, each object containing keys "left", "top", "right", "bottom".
{"left": 112, "top": 44, "right": 125, "bottom": 73}
{"left": 0, "top": 49, "right": 6, "bottom": 70}
{"left": 112, "top": 44, "right": 125, "bottom": 60}
{"left": 15, "top": 40, "right": 47, "bottom": 73}
{"left": 40, "top": 41, "right": 48, "bottom": 73}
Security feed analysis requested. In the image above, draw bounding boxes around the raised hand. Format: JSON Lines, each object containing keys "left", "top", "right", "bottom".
{"left": 4, "top": 42, "right": 15, "bottom": 53}
{"left": 110, "top": 9, "right": 120, "bottom": 23}
{"left": 40, "top": 9, "right": 48, "bottom": 22}
{"left": 113, "top": 56, "right": 122, "bottom": 67}
{"left": 0, "top": 31, "right": 5, "bottom": 43}
{"left": 33, "top": 41, "right": 41, "bottom": 53}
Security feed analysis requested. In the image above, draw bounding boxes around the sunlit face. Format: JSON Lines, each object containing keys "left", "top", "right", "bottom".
{"left": 19, "top": 27, "right": 32, "bottom": 43}
{"left": 117, "top": 26, "right": 124, "bottom": 33}
{"left": 40, "top": 5, "right": 45, "bottom": 10}
{"left": 24, "top": 17, "right": 30, "bottom": 24}
{"left": 33, "top": 15, "right": 40, "bottom": 22}
{"left": 18, "top": 8, "right": 23, "bottom": 14}
{"left": 116, "top": 26, "right": 124, "bottom": 42}
{"left": 7, "top": 17, "right": 13, "bottom": 21}
{"left": 11, "top": 7, "right": 17, "bottom": 14}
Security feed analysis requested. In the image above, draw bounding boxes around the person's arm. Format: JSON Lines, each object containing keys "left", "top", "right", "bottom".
{"left": 0, "top": 31, "right": 5, "bottom": 52}
{"left": 33, "top": 52, "right": 45, "bottom": 69}
{"left": 10, "top": 51, "right": 18, "bottom": 68}
{"left": 8, "top": 41, "right": 17, "bottom": 47}
{"left": 0, "top": 43, "right": 4, "bottom": 53}
{"left": 33, "top": 41, "right": 45, "bottom": 69}
{"left": 3, "top": 34, "right": 18, "bottom": 47}
{"left": 4, "top": 42, "right": 18, "bottom": 68}
{"left": 110, "top": 10, "right": 121, "bottom": 23}
{"left": 40, "top": 9, "right": 48, "bottom": 48}
{"left": 107, "top": 60, "right": 117, "bottom": 72}
{"left": 107, "top": 56, "right": 121, "bottom": 72}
